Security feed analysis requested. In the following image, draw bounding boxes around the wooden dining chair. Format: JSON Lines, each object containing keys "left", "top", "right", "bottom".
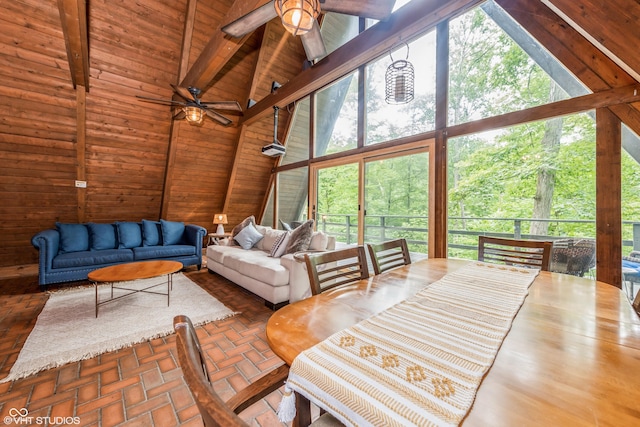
{"left": 173, "top": 315, "right": 290, "bottom": 427}
{"left": 304, "top": 246, "right": 369, "bottom": 295}
{"left": 367, "top": 238, "right": 412, "bottom": 275}
{"left": 478, "top": 236, "right": 553, "bottom": 271}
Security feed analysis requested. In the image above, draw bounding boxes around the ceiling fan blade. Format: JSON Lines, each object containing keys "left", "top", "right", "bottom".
{"left": 170, "top": 83, "right": 196, "bottom": 102}
{"left": 301, "top": 21, "right": 327, "bottom": 61}
{"left": 173, "top": 109, "right": 186, "bottom": 120}
{"left": 321, "top": 0, "right": 396, "bottom": 20}
{"left": 136, "top": 95, "right": 186, "bottom": 106}
{"left": 222, "top": 2, "right": 278, "bottom": 38}
{"left": 200, "top": 101, "right": 243, "bottom": 112}
{"left": 204, "top": 108, "right": 233, "bottom": 126}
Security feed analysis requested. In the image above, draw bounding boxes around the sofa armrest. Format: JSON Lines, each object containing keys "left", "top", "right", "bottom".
{"left": 183, "top": 224, "right": 207, "bottom": 259}
{"left": 31, "top": 229, "right": 59, "bottom": 274}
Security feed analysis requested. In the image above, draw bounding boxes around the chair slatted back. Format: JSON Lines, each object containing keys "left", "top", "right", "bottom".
{"left": 304, "top": 246, "right": 370, "bottom": 295}
{"left": 478, "top": 236, "right": 552, "bottom": 271}
{"left": 173, "top": 315, "right": 289, "bottom": 427}
{"left": 367, "top": 239, "right": 412, "bottom": 275}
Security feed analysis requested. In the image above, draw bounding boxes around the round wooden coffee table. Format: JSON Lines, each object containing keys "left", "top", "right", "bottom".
{"left": 88, "top": 260, "right": 183, "bottom": 317}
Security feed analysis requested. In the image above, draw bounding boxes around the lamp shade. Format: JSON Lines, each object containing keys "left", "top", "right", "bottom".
{"left": 213, "top": 214, "right": 228, "bottom": 225}
{"left": 213, "top": 213, "right": 228, "bottom": 235}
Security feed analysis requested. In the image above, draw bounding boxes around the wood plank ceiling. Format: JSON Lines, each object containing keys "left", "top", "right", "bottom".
{"left": 0, "top": 0, "right": 639, "bottom": 269}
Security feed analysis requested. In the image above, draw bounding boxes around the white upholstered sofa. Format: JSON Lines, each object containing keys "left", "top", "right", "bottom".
{"left": 206, "top": 223, "right": 335, "bottom": 309}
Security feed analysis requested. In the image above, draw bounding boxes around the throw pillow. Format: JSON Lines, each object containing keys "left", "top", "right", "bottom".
{"left": 284, "top": 219, "right": 314, "bottom": 254}
{"left": 259, "top": 228, "right": 286, "bottom": 251}
{"left": 142, "top": 219, "right": 162, "bottom": 246}
{"left": 56, "top": 222, "right": 90, "bottom": 254}
{"left": 234, "top": 222, "right": 264, "bottom": 250}
{"left": 279, "top": 219, "right": 293, "bottom": 231}
{"left": 309, "top": 231, "right": 329, "bottom": 251}
{"left": 270, "top": 231, "right": 291, "bottom": 257}
{"left": 116, "top": 222, "right": 143, "bottom": 249}
{"left": 230, "top": 215, "right": 255, "bottom": 245}
{"left": 160, "top": 219, "right": 185, "bottom": 245}
{"left": 87, "top": 223, "right": 117, "bottom": 250}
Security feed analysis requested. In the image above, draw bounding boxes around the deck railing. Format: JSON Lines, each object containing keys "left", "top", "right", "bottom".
{"left": 317, "top": 213, "right": 640, "bottom": 256}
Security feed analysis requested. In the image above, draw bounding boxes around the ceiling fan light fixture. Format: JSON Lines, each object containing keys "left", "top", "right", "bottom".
{"left": 275, "top": 0, "right": 319, "bottom": 36}
{"left": 184, "top": 106, "right": 204, "bottom": 125}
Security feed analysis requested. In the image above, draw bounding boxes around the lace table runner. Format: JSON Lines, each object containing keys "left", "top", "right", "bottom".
{"left": 278, "top": 262, "right": 539, "bottom": 427}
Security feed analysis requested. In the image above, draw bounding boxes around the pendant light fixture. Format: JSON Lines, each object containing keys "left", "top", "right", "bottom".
{"left": 275, "top": 0, "right": 320, "bottom": 36}
{"left": 385, "top": 43, "right": 415, "bottom": 105}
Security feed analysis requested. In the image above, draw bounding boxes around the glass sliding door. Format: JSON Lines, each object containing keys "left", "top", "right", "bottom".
{"left": 315, "top": 163, "right": 360, "bottom": 245}
{"left": 364, "top": 150, "right": 430, "bottom": 256}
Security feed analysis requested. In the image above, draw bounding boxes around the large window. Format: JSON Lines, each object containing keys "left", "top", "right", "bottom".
{"left": 448, "top": 113, "right": 596, "bottom": 260}
{"left": 314, "top": 72, "right": 359, "bottom": 157}
{"left": 448, "top": 2, "right": 584, "bottom": 126}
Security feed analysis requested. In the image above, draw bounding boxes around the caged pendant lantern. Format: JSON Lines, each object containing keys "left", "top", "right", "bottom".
{"left": 385, "top": 43, "right": 415, "bottom": 105}
{"left": 275, "top": 0, "right": 320, "bottom": 36}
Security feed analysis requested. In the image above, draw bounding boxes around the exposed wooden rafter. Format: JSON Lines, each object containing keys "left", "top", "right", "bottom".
{"left": 57, "top": 0, "right": 89, "bottom": 89}
{"left": 180, "top": 0, "right": 269, "bottom": 90}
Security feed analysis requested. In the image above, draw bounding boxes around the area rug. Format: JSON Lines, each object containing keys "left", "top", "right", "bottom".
{"left": 0, "top": 273, "right": 237, "bottom": 383}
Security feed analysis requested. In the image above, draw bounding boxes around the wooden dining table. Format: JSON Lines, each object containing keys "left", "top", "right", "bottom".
{"left": 266, "top": 258, "right": 640, "bottom": 426}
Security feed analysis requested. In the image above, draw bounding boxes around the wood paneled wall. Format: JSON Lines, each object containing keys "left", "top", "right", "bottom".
{"left": 0, "top": 0, "right": 77, "bottom": 266}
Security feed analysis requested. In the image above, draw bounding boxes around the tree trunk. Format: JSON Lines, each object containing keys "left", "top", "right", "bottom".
{"left": 530, "top": 81, "right": 564, "bottom": 235}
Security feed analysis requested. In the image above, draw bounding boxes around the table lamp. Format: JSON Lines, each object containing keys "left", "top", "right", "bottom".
{"left": 213, "top": 214, "right": 228, "bottom": 235}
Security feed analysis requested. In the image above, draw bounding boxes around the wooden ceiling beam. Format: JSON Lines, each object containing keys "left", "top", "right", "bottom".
{"left": 57, "top": 0, "right": 89, "bottom": 89}
{"left": 179, "top": 0, "right": 268, "bottom": 90}
{"left": 241, "top": 0, "right": 482, "bottom": 126}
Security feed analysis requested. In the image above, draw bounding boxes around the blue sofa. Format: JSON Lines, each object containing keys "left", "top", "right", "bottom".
{"left": 32, "top": 219, "right": 207, "bottom": 286}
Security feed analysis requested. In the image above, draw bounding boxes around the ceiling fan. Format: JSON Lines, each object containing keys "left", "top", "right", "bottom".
{"left": 222, "top": 0, "right": 397, "bottom": 62}
{"left": 136, "top": 84, "right": 242, "bottom": 126}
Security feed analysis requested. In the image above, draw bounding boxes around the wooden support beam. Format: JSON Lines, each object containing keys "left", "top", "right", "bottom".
{"left": 76, "top": 85, "right": 86, "bottom": 222}
{"left": 596, "top": 107, "right": 622, "bottom": 287}
{"left": 180, "top": 0, "right": 267, "bottom": 89}
{"left": 447, "top": 84, "right": 640, "bottom": 139}
{"left": 241, "top": 0, "right": 482, "bottom": 126}
{"left": 431, "top": 20, "right": 449, "bottom": 258}
{"left": 161, "top": 0, "right": 198, "bottom": 219}
{"left": 57, "top": 0, "right": 89, "bottom": 89}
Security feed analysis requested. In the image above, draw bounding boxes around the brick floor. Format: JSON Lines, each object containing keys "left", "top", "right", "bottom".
{"left": 0, "top": 266, "right": 289, "bottom": 426}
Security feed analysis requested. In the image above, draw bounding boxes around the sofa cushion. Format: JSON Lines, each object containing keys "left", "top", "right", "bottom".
{"left": 207, "top": 245, "right": 236, "bottom": 264}
{"left": 234, "top": 223, "right": 264, "bottom": 249}
{"left": 87, "top": 223, "right": 117, "bottom": 251}
{"left": 270, "top": 231, "right": 291, "bottom": 257}
{"left": 284, "top": 219, "right": 314, "bottom": 254}
{"left": 116, "top": 222, "right": 143, "bottom": 249}
{"left": 52, "top": 249, "right": 134, "bottom": 269}
{"left": 142, "top": 219, "right": 162, "bottom": 246}
{"left": 56, "top": 223, "right": 90, "bottom": 254}
{"left": 133, "top": 245, "right": 195, "bottom": 260}
{"left": 161, "top": 219, "right": 185, "bottom": 245}
{"left": 223, "top": 249, "right": 289, "bottom": 286}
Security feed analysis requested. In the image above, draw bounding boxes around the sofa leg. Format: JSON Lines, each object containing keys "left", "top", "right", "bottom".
{"left": 197, "top": 264, "right": 202, "bottom": 270}
{"left": 265, "top": 300, "right": 288, "bottom": 311}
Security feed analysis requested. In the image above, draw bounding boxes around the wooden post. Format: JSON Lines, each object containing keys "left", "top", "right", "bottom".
{"left": 596, "top": 107, "right": 622, "bottom": 288}
{"left": 430, "top": 21, "right": 449, "bottom": 258}
{"left": 76, "top": 85, "right": 86, "bottom": 223}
